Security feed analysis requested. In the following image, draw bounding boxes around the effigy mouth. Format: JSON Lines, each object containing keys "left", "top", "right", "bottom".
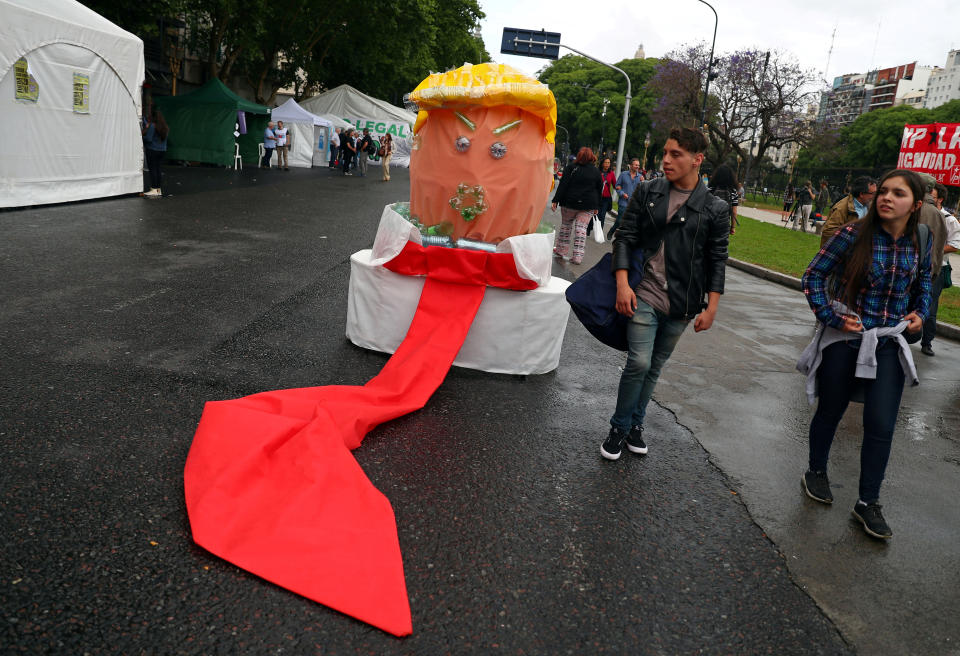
{"left": 449, "top": 183, "right": 489, "bottom": 222}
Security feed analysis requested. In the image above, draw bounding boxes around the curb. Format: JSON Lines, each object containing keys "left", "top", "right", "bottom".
{"left": 727, "top": 258, "right": 960, "bottom": 342}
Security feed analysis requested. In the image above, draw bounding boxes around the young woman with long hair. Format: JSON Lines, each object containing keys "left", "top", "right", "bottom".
{"left": 799, "top": 169, "right": 932, "bottom": 539}
{"left": 551, "top": 146, "right": 603, "bottom": 264}
{"left": 141, "top": 105, "right": 168, "bottom": 197}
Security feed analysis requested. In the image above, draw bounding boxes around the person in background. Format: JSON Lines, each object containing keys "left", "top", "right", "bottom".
{"left": 820, "top": 176, "right": 877, "bottom": 246}
{"left": 709, "top": 164, "right": 740, "bottom": 235}
{"left": 795, "top": 180, "right": 816, "bottom": 232}
{"left": 609, "top": 158, "right": 643, "bottom": 239}
{"left": 783, "top": 183, "right": 795, "bottom": 213}
{"left": 141, "top": 105, "right": 168, "bottom": 198}
{"left": 814, "top": 180, "right": 831, "bottom": 227}
{"left": 261, "top": 121, "right": 277, "bottom": 169}
{"left": 918, "top": 177, "right": 950, "bottom": 356}
{"left": 341, "top": 129, "right": 356, "bottom": 176}
{"left": 379, "top": 133, "right": 394, "bottom": 182}
{"left": 274, "top": 120, "right": 290, "bottom": 171}
{"left": 799, "top": 169, "right": 931, "bottom": 539}
{"left": 933, "top": 183, "right": 959, "bottom": 256}
{"left": 357, "top": 128, "right": 373, "bottom": 177}
{"left": 551, "top": 146, "right": 603, "bottom": 265}
{"left": 329, "top": 127, "right": 340, "bottom": 169}
{"left": 589, "top": 156, "right": 616, "bottom": 237}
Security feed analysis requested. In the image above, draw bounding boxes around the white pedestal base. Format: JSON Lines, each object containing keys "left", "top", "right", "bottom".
{"left": 346, "top": 249, "right": 571, "bottom": 375}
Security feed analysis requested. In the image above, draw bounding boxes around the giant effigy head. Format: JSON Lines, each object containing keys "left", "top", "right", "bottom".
{"left": 407, "top": 63, "right": 557, "bottom": 243}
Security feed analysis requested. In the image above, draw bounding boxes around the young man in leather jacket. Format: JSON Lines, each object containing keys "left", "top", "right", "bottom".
{"left": 601, "top": 127, "right": 730, "bottom": 460}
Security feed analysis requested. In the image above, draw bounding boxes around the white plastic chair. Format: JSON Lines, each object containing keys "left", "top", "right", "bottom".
{"left": 258, "top": 143, "right": 265, "bottom": 163}
{"left": 233, "top": 142, "right": 242, "bottom": 170}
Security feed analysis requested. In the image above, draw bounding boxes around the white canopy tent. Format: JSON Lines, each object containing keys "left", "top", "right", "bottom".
{"left": 300, "top": 85, "right": 416, "bottom": 167}
{"left": 271, "top": 98, "right": 333, "bottom": 168}
{"left": 0, "top": 0, "right": 144, "bottom": 207}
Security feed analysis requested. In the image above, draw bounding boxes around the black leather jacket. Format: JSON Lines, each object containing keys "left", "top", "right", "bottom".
{"left": 612, "top": 177, "right": 730, "bottom": 319}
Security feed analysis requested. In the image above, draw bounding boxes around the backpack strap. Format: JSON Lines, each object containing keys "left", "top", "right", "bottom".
{"left": 917, "top": 222, "right": 929, "bottom": 264}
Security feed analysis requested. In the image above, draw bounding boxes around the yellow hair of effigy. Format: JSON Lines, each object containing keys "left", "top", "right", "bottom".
{"left": 408, "top": 62, "right": 557, "bottom": 144}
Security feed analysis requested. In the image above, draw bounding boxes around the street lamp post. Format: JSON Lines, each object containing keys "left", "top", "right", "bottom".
{"left": 599, "top": 98, "right": 609, "bottom": 157}
{"left": 696, "top": 0, "right": 718, "bottom": 131}
{"left": 501, "top": 28, "right": 632, "bottom": 176}
{"left": 642, "top": 132, "right": 651, "bottom": 170}
{"left": 555, "top": 124, "right": 570, "bottom": 162}
{"left": 743, "top": 50, "right": 771, "bottom": 188}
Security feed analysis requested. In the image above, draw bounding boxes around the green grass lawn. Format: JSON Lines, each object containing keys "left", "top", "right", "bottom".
{"left": 741, "top": 192, "right": 785, "bottom": 212}
{"left": 729, "top": 216, "right": 960, "bottom": 326}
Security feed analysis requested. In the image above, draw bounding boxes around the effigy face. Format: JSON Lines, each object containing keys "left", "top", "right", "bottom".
{"left": 409, "top": 106, "right": 554, "bottom": 244}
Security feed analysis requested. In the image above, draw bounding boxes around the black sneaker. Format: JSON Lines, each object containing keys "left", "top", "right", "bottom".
{"left": 852, "top": 502, "right": 892, "bottom": 539}
{"left": 601, "top": 428, "right": 626, "bottom": 461}
{"left": 802, "top": 470, "right": 833, "bottom": 504}
{"left": 626, "top": 425, "right": 648, "bottom": 455}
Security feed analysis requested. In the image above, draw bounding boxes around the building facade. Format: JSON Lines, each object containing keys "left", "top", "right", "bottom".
{"left": 923, "top": 49, "right": 960, "bottom": 109}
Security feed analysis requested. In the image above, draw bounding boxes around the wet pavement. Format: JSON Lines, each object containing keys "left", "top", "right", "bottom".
{"left": 0, "top": 165, "right": 954, "bottom": 654}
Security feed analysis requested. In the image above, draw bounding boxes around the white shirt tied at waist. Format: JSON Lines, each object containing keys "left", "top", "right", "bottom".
{"left": 797, "top": 301, "right": 919, "bottom": 405}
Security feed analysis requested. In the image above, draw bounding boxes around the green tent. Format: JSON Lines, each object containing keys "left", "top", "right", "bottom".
{"left": 155, "top": 79, "right": 270, "bottom": 167}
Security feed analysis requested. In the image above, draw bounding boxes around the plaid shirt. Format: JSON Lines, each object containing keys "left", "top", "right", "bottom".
{"left": 802, "top": 223, "right": 932, "bottom": 329}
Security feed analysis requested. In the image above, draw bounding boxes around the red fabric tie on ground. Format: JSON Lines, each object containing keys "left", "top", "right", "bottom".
{"left": 184, "top": 242, "right": 536, "bottom": 636}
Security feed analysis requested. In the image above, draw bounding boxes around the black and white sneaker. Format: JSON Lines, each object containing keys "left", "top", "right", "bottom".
{"left": 852, "top": 502, "right": 892, "bottom": 539}
{"left": 802, "top": 470, "right": 833, "bottom": 504}
{"left": 601, "top": 428, "right": 626, "bottom": 461}
{"left": 626, "top": 425, "right": 648, "bottom": 454}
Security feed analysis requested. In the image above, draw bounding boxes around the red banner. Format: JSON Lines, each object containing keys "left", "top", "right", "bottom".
{"left": 898, "top": 123, "right": 960, "bottom": 186}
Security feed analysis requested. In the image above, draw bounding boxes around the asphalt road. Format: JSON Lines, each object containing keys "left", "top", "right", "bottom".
{"left": 0, "top": 164, "right": 949, "bottom": 654}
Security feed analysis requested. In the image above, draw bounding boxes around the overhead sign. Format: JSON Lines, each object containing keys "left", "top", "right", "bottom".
{"left": 898, "top": 123, "right": 960, "bottom": 186}
{"left": 500, "top": 28, "right": 561, "bottom": 60}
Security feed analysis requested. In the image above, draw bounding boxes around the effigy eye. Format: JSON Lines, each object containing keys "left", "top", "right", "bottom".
{"left": 489, "top": 142, "right": 507, "bottom": 159}
{"left": 455, "top": 136, "right": 471, "bottom": 152}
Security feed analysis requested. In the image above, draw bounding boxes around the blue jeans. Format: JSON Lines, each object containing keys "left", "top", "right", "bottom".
{"left": 808, "top": 339, "right": 905, "bottom": 503}
{"left": 610, "top": 300, "right": 689, "bottom": 430}
{"left": 607, "top": 196, "right": 628, "bottom": 236}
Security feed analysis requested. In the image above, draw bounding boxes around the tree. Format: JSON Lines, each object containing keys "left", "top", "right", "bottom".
{"left": 651, "top": 43, "right": 820, "bottom": 179}
{"left": 81, "top": 0, "right": 181, "bottom": 38}
{"left": 839, "top": 104, "right": 933, "bottom": 167}
{"left": 538, "top": 54, "right": 659, "bottom": 164}
{"left": 647, "top": 44, "right": 709, "bottom": 137}
{"left": 86, "top": 0, "right": 488, "bottom": 106}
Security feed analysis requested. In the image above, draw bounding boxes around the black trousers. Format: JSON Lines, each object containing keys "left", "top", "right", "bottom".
{"left": 145, "top": 148, "right": 164, "bottom": 189}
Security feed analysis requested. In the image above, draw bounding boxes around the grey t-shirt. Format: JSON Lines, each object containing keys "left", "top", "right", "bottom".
{"left": 635, "top": 186, "right": 694, "bottom": 314}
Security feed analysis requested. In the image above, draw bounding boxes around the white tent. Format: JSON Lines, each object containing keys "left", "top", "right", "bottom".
{"left": 300, "top": 85, "right": 416, "bottom": 167}
{"left": 0, "top": 0, "right": 144, "bottom": 207}
{"left": 271, "top": 98, "right": 333, "bottom": 168}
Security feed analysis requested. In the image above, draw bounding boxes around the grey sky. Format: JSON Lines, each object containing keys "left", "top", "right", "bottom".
{"left": 479, "top": 0, "right": 958, "bottom": 85}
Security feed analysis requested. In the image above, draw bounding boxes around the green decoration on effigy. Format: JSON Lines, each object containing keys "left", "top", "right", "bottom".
{"left": 454, "top": 111, "right": 476, "bottom": 131}
{"left": 491, "top": 119, "right": 522, "bottom": 135}
{"left": 448, "top": 183, "right": 488, "bottom": 222}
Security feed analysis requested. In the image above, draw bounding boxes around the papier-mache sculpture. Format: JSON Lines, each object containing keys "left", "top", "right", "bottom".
{"left": 183, "top": 63, "right": 571, "bottom": 638}
{"left": 407, "top": 62, "right": 557, "bottom": 243}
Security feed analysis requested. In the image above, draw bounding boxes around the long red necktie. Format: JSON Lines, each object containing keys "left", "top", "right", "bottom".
{"left": 184, "top": 242, "right": 537, "bottom": 636}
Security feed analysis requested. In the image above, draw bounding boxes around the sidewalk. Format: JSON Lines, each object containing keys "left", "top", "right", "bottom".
{"left": 553, "top": 214, "right": 960, "bottom": 656}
